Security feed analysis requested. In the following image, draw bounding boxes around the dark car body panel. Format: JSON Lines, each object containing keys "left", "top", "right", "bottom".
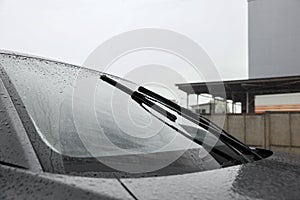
{"left": 121, "top": 152, "right": 300, "bottom": 200}
{"left": 0, "top": 164, "right": 134, "bottom": 200}
{"left": 0, "top": 152, "right": 299, "bottom": 200}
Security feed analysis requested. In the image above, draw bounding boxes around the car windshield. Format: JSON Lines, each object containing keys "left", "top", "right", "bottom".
{"left": 0, "top": 52, "right": 249, "bottom": 174}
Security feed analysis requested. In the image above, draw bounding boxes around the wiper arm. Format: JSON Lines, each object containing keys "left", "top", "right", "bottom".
{"left": 100, "top": 75, "right": 249, "bottom": 164}
{"left": 100, "top": 75, "right": 261, "bottom": 161}
{"left": 138, "top": 86, "right": 210, "bottom": 126}
{"left": 100, "top": 75, "right": 177, "bottom": 122}
{"left": 137, "top": 86, "right": 262, "bottom": 161}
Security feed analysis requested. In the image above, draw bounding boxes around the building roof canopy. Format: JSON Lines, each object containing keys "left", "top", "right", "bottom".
{"left": 176, "top": 75, "right": 300, "bottom": 102}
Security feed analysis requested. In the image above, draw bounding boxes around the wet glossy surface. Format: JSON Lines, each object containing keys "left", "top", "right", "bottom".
{"left": 0, "top": 51, "right": 201, "bottom": 158}
{"left": 0, "top": 51, "right": 246, "bottom": 174}
{"left": 121, "top": 152, "right": 300, "bottom": 200}
{"left": 0, "top": 164, "right": 134, "bottom": 200}
{"left": 0, "top": 152, "right": 299, "bottom": 199}
{"left": 0, "top": 51, "right": 299, "bottom": 199}
{"left": 0, "top": 76, "right": 41, "bottom": 171}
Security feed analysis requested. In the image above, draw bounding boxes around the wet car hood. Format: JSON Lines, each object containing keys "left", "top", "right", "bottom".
{"left": 1, "top": 152, "right": 300, "bottom": 200}
{"left": 121, "top": 152, "right": 300, "bottom": 200}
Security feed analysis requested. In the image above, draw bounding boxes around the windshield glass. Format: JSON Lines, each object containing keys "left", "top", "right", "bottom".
{"left": 0, "top": 52, "right": 245, "bottom": 174}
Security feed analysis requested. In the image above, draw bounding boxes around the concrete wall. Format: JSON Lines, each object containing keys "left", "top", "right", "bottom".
{"left": 206, "top": 112, "right": 300, "bottom": 155}
{"left": 249, "top": 0, "right": 300, "bottom": 78}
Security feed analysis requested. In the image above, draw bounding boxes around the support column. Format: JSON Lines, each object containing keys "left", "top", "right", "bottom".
{"left": 211, "top": 97, "right": 215, "bottom": 114}
{"left": 186, "top": 93, "right": 190, "bottom": 108}
{"left": 243, "top": 92, "right": 255, "bottom": 113}
{"left": 248, "top": 93, "right": 255, "bottom": 113}
{"left": 241, "top": 94, "right": 247, "bottom": 113}
{"left": 231, "top": 93, "right": 235, "bottom": 114}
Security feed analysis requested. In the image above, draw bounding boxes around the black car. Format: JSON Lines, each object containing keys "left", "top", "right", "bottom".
{"left": 0, "top": 50, "right": 299, "bottom": 200}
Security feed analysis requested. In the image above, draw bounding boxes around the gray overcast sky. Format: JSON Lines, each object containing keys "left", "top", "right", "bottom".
{"left": 0, "top": 0, "right": 248, "bottom": 80}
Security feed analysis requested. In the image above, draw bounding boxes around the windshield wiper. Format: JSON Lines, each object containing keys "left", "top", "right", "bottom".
{"left": 100, "top": 75, "right": 248, "bottom": 165}
{"left": 100, "top": 75, "right": 177, "bottom": 122}
{"left": 137, "top": 86, "right": 262, "bottom": 161}
{"left": 100, "top": 75, "right": 262, "bottom": 162}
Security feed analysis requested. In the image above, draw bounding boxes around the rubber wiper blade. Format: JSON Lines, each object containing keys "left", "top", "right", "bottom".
{"left": 138, "top": 86, "right": 262, "bottom": 161}
{"left": 138, "top": 86, "right": 209, "bottom": 125}
{"left": 100, "top": 75, "right": 249, "bottom": 164}
{"left": 100, "top": 75, "right": 177, "bottom": 122}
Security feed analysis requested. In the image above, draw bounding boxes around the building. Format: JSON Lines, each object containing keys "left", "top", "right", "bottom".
{"left": 249, "top": 0, "right": 300, "bottom": 79}
{"left": 190, "top": 102, "right": 213, "bottom": 114}
{"left": 177, "top": 0, "right": 300, "bottom": 114}
{"left": 176, "top": 75, "right": 300, "bottom": 114}
{"left": 256, "top": 93, "right": 300, "bottom": 113}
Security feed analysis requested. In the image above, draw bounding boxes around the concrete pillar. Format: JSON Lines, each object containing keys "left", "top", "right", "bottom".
{"left": 231, "top": 93, "right": 235, "bottom": 114}
{"left": 210, "top": 97, "right": 215, "bottom": 114}
{"left": 186, "top": 94, "right": 189, "bottom": 108}
{"left": 242, "top": 93, "right": 255, "bottom": 114}
{"left": 248, "top": 93, "right": 255, "bottom": 113}
{"left": 241, "top": 95, "right": 247, "bottom": 113}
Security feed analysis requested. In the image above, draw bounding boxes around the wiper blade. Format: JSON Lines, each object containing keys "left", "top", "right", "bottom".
{"left": 100, "top": 75, "right": 261, "bottom": 161}
{"left": 137, "top": 86, "right": 262, "bottom": 161}
{"left": 100, "top": 75, "right": 177, "bottom": 122}
{"left": 138, "top": 86, "right": 210, "bottom": 125}
{"left": 100, "top": 75, "right": 249, "bottom": 164}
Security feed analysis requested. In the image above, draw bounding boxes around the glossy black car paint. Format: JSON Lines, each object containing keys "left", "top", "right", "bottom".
{"left": 0, "top": 152, "right": 300, "bottom": 200}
